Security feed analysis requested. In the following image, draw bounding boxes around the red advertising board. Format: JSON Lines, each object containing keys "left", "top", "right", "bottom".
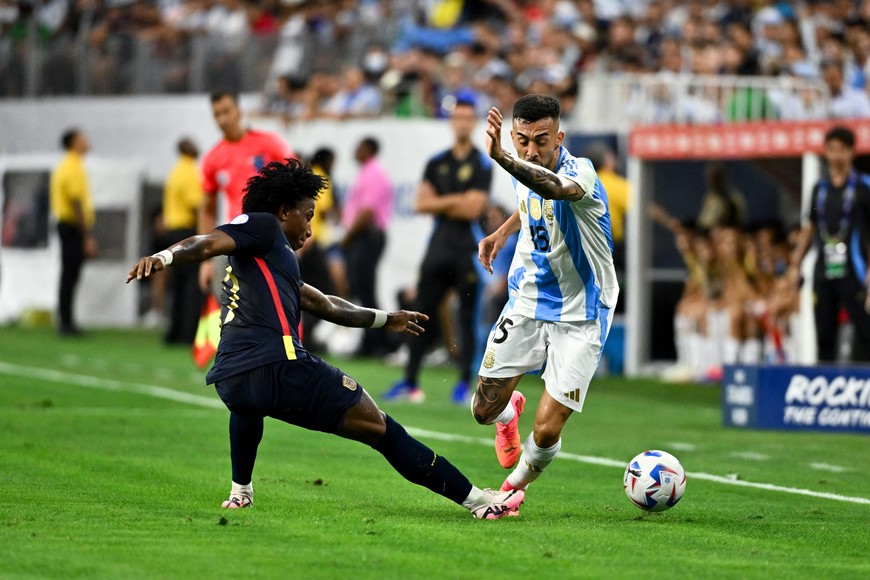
{"left": 629, "top": 119, "right": 870, "bottom": 160}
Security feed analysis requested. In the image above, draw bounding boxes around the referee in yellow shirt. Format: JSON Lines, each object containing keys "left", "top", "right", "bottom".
{"left": 163, "top": 138, "right": 204, "bottom": 344}
{"left": 50, "top": 128, "right": 96, "bottom": 336}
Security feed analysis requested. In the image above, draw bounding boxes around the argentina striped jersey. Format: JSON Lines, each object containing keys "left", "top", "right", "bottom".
{"left": 506, "top": 146, "right": 619, "bottom": 321}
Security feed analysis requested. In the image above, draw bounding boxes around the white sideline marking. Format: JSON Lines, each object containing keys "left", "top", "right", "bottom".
{"left": 0, "top": 361, "right": 224, "bottom": 410}
{"left": 667, "top": 442, "right": 698, "bottom": 452}
{"left": 809, "top": 463, "right": 849, "bottom": 473}
{"left": 2, "top": 361, "right": 869, "bottom": 507}
{"left": 730, "top": 451, "right": 770, "bottom": 461}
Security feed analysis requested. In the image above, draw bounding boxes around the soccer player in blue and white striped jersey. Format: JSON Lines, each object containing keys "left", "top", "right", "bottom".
{"left": 472, "top": 95, "right": 619, "bottom": 512}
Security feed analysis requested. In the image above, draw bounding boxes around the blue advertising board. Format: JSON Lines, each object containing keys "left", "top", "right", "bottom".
{"left": 723, "top": 364, "right": 870, "bottom": 434}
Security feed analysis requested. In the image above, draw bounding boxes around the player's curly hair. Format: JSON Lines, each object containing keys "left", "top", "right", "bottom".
{"left": 242, "top": 158, "right": 325, "bottom": 214}
{"left": 512, "top": 94, "right": 561, "bottom": 124}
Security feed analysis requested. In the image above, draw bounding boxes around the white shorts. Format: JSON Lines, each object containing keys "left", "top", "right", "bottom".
{"left": 478, "top": 307, "right": 614, "bottom": 412}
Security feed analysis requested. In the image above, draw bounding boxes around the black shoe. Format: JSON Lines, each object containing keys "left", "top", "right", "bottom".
{"left": 58, "top": 325, "right": 83, "bottom": 337}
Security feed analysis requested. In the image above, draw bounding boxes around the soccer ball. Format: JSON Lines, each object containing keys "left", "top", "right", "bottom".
{"left": 623, "top": 450, "right": 686, "bottom": 512}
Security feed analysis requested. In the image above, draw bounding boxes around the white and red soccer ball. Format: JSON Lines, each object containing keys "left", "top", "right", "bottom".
{"left": 624, "top": 450, "right": 687, "bottom": 512}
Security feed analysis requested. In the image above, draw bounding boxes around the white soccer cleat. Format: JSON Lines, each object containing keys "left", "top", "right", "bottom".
{"left": 470, "top": 488, "right": 525, "bottom": 520}
{"left": 221, "top": 494, "right": 253, "bottom": 509}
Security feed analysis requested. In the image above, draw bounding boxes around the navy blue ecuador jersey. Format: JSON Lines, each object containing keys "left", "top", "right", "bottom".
{"left": 206, "top": 212, "right": 309, "bottom": 384}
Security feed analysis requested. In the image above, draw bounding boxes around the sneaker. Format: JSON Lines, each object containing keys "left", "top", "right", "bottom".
{"left": 451, "top": 380, "right": 470, "bottom": 405}
{"left": 470, "top": 488, "right": 525, "bottom": 520}
{"left": 381, "top": 380, "right": 426, "bottom": 403}
{"left": 220, "top": 495, "right": 253, "bottom": 509}
{"left": 495, "top": 391, "right": 526, "bottom": 468}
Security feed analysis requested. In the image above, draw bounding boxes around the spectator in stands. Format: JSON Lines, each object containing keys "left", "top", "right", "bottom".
{"left": 790, "top": 126, "right": 870, "bottom": 362}
{"left": 162, "top": 137, "right": 203, "bottom": 345}
{"left": 383, "top": 98, "right": 491, "bottom": 404}
{"left": 342, "top": 136, "right": 394, "bottom": 356}
{"left": 822, "top": 59, "right": 870, "bottom": 119}
{"left": 697, "top": 164, "right": 747, "bottom": 231}
{"left": 50, "top": 128, "right": 96, "bottom": 336}
{"left": 323, "top": 66, "right": 382, "bottom": 120}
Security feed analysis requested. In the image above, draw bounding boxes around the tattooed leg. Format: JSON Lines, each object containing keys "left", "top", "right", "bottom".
{"left": 472, "top": 375, "right": 524, "bottom": 424}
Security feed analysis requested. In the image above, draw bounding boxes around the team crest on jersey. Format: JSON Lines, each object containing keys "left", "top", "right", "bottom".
{"left": 253, "top": 154, "right": 265, "bottom": 170}
{"left": 543, "top": 200, "right": 554, "bottom": 221}
{"left": 483, "top": 349, "right": 495, "bottom": 369}
{"left": 342, "top": 375, "right": 358, "bottom": 391}
{"left": 458, "top": 163, "right": 473, "bottom": 182}
{"left": 529, "top": 198, "right": 542, "bottom": 220}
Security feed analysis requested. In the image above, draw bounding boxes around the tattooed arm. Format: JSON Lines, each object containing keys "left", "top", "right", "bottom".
{"left": 126, "top": 230, "right": 236, "bottom": 283}
{"left": 484, "top": 107, "right": 589, "bottom": 202}
{"left": 300, "top": 284, "right": 429, "bottom": 336}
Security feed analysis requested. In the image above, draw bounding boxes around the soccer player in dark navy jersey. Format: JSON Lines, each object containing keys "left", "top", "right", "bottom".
{"left": 127, "top": 158, "right": 523, "bottom": 519}
{"left": 384, "top": 99, "right": 493, "bottom": 403}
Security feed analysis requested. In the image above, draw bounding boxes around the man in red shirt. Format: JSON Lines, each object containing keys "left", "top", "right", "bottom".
{"left": 198, "top": 91, "right": 294, "bottom": 289}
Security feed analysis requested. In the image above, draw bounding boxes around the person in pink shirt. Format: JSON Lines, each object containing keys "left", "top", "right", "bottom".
{"left": 342, "top": 137, "right": 394, "bottom": 356}
{"left": 198, "top": 91, "right": 295, "bottom": 290}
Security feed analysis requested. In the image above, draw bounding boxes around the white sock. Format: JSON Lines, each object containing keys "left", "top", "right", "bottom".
{"left": 688, "top": 332, "right": 704, "bottom": 377}
{"left": 493, "top": 401, "right": 516, "bottom": 425}
{"left": 231, "top": 481, "right": 253, "bottom": 498}
{"left": 674, "top": 315, "right": 692, "bottom": 367}
{"left": 506, "top": 434, "right": 561, "bottom": 490}
{"left": 461, "top": 485, "right": 487, "bottom": 510}
{"left": 723, "top": 336, "right": 740, "bottom": 365}
{"left": 741, "top": 338, "right": 762, "bottom": 363}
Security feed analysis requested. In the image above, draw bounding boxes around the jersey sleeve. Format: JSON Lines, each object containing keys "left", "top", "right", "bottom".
{"left": 470, "top": 154, "right": 493, "bottom": 193}
{"left": 422, "top": 157, "right": 438, "bottom": 187}
{"left": 201, "top": 151, "right": 218, "bottom": 196}
{"left": 217, "top": 212, "right": 277, "bottom": 256}
{"left": 559, "top": 156, "right": 598, "bottom": 200}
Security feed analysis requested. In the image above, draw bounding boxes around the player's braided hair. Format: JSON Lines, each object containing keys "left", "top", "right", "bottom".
{"left": 242, "top": 158, "right": 325, "bottom": 214}
{"left": 512, "top": 94, "right": 561, "bottom": 124}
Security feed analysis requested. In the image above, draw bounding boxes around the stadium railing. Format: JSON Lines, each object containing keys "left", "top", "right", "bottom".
{"left": 573, "top": 73, "right": 831, "bottom": 132}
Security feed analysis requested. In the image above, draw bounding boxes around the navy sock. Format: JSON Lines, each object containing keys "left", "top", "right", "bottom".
{"left": 229, "top": 413, "right": 264, "bottom": 485}
{"left": 373, "top": 415, "right": 473, "bottom": 505}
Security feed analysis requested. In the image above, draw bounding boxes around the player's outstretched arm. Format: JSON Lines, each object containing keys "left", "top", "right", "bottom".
{"left": 485, "top": 107, "right": 587, "bottom": 202}
{"left": 125, "top": 230, "right": 236, "bottom": 283}
{"left": 300, "top": 284, "right": 429, "bottom": 336}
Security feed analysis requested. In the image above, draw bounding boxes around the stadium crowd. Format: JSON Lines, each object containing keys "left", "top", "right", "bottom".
{"left": 4, "top": 0, "right": 870, "bottom": 121}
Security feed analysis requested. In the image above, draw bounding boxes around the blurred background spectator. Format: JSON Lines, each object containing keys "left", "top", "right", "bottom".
{"left": 2, "top": 0, "right": 868, "bottom": 124}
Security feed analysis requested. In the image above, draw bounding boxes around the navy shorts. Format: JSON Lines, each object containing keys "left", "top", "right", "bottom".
{"left": 213, "top": 355, "right": 363, "bottom": 434}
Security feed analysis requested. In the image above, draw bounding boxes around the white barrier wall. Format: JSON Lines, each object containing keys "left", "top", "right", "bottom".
{"left": 0, "top": 154, "right": 145, "bottom": 325}
{"left": 0, "top": 95, "right": 516, "bottom": 325}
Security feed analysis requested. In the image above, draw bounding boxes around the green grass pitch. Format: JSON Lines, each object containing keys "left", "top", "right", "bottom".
{"left": 1, "top": 327, "right": 868, "bottom": 579}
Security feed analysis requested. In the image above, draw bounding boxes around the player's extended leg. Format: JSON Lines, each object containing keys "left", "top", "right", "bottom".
{"left": 222, "top": 412, "right": 264, "bottom": 508}
{"left": 338, "top": 390, "right": 524, "bottom": 519}
{"left": 471, "top": 375, "right": 526, "bottom": 468}
{"left": 502, "top": 390, "right": 572, "bottom": 492}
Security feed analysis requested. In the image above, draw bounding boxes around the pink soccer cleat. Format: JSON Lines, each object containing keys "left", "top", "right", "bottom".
{"left": 495, "top": 391, "right": 526, "bottom": 468}
{"left": 470, "top": 488, "right": 525, "bottom": 520}
{"left": 500, "top": 479, "right": 523, "bottom": 516}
